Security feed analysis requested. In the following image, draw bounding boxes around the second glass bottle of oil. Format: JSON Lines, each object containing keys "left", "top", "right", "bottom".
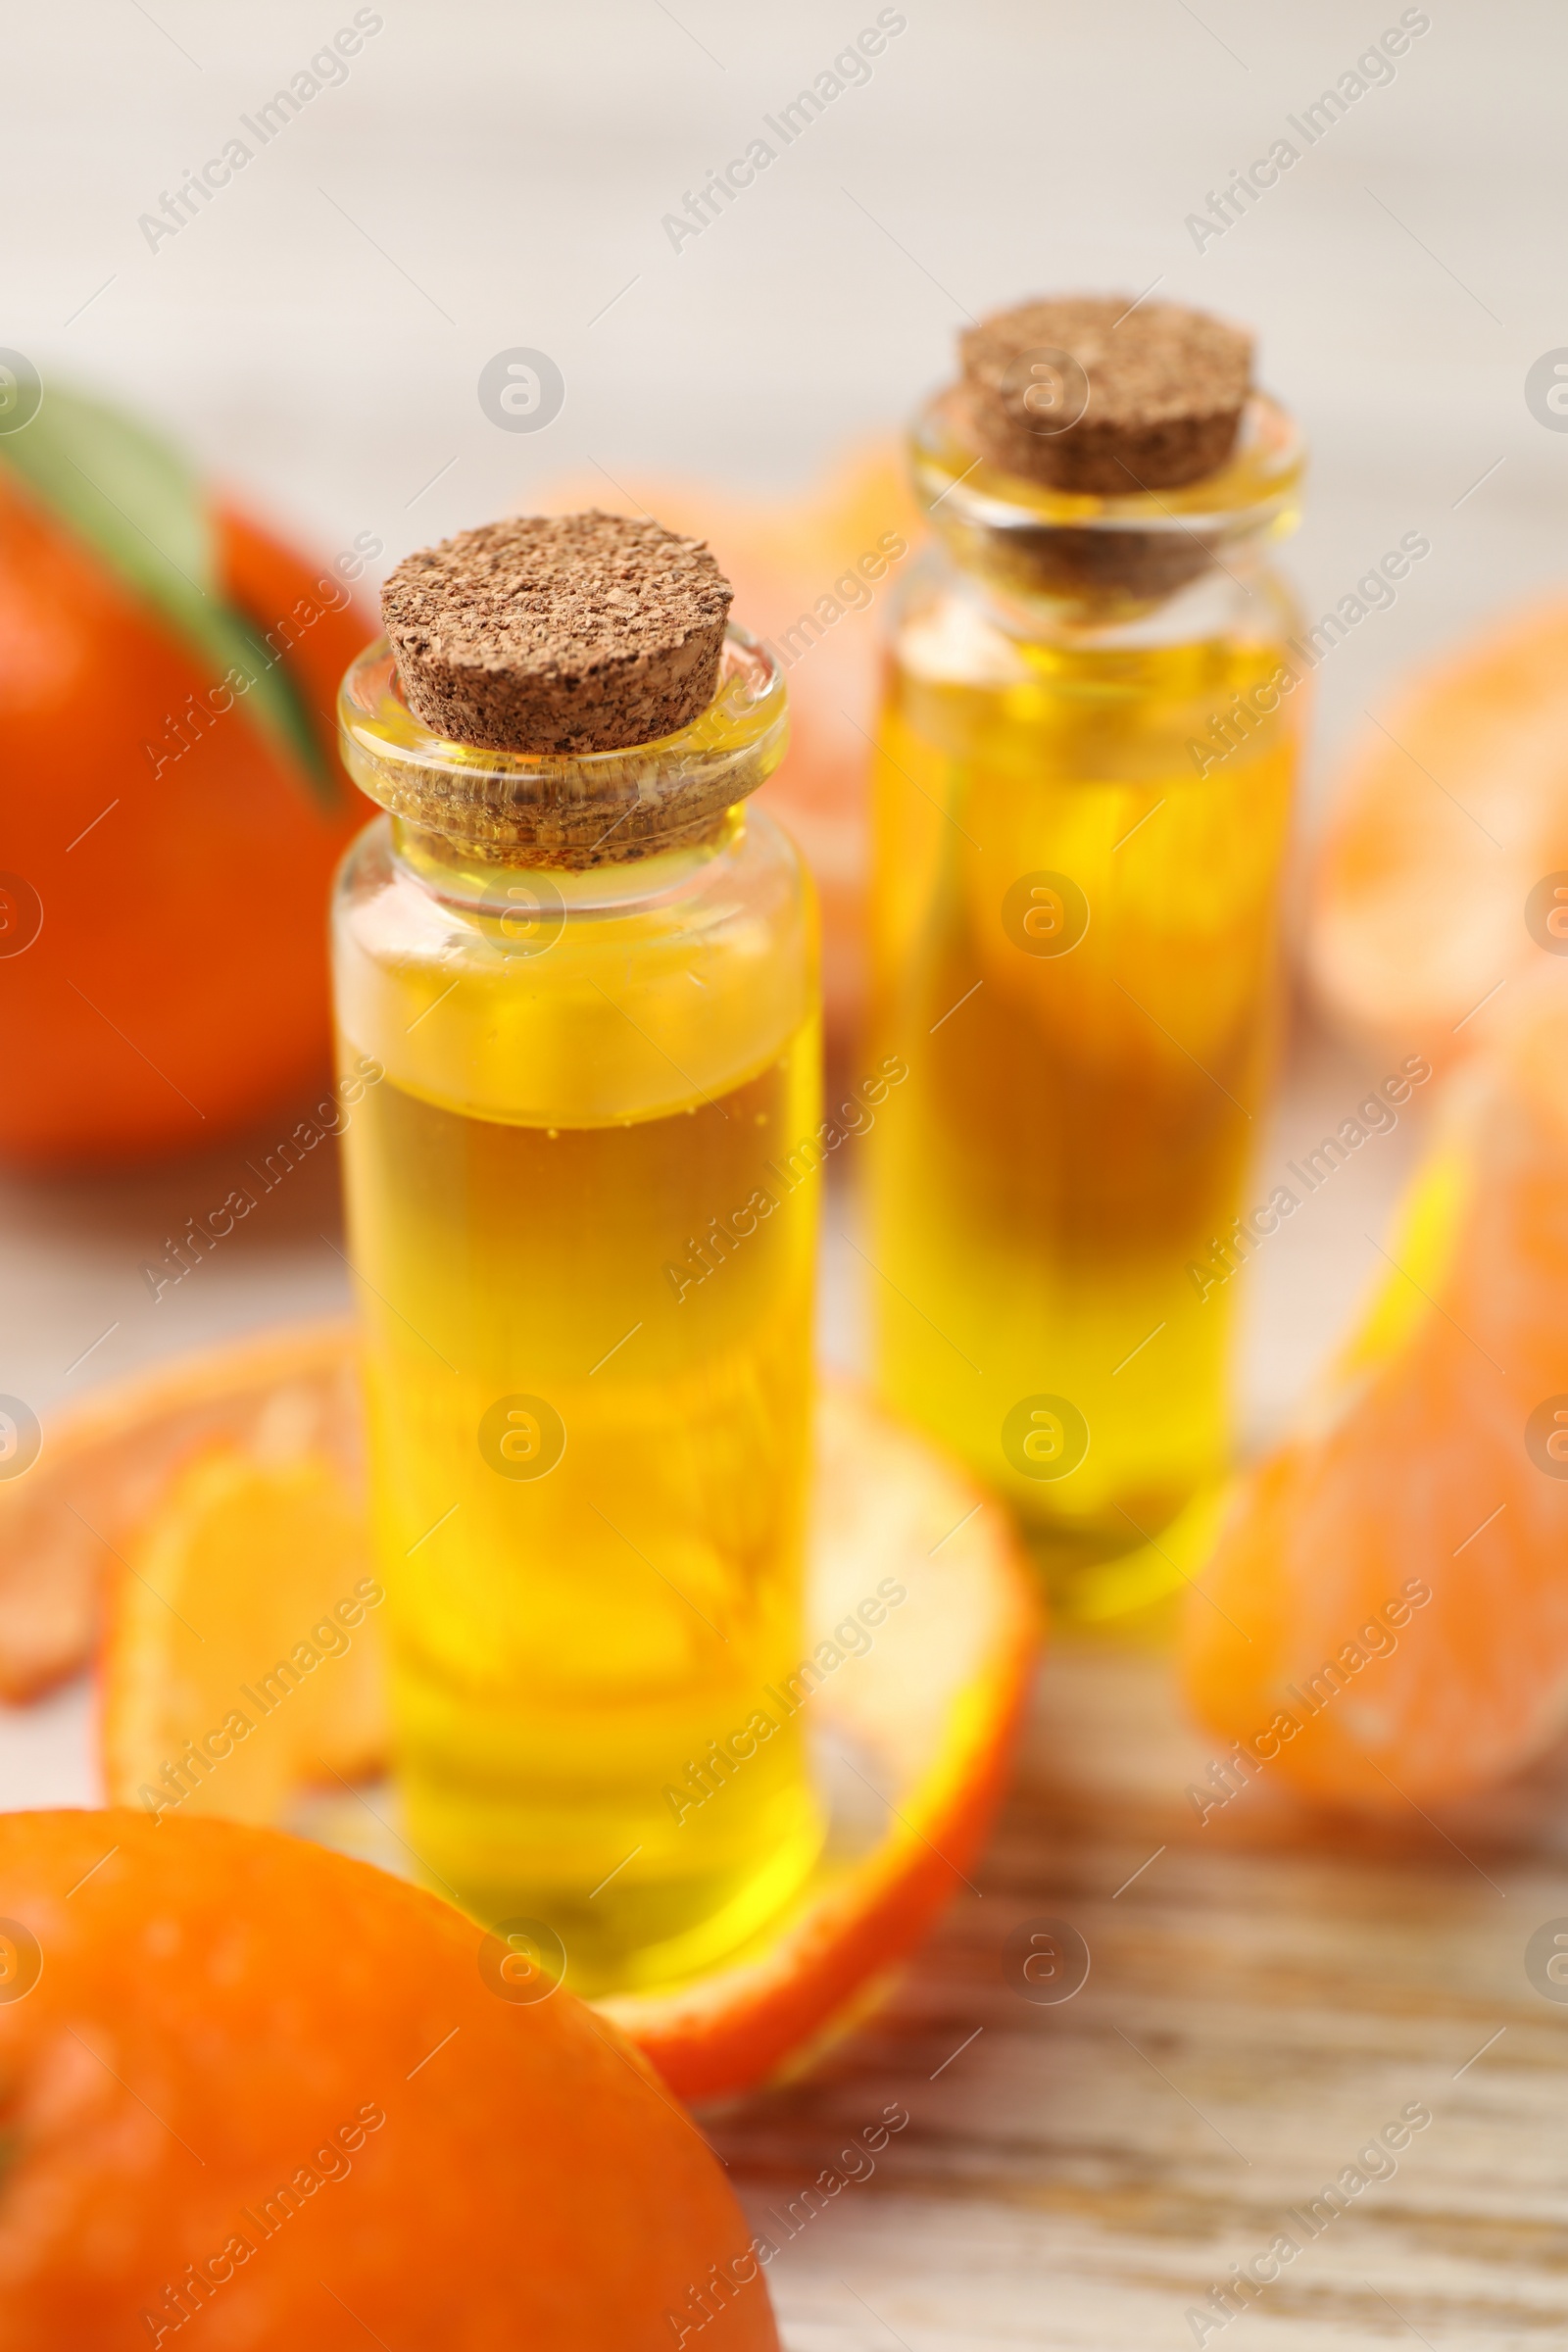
{"left": 867, "top": 296, "right": 1307, "bottom": 1620}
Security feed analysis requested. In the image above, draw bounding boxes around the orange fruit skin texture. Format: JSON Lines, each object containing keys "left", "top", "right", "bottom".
{"left": 1308, "top": 598, "right": 1568, "bottom": 1074}
{"left": 0, "top": 1810, "right": 776, "bottom": 2351}
{"left": 0, "top": 476, "right": 372, "bottom": 1167}
{"left": 1182, "top": 972, "right": 1568, "bottom": 1813}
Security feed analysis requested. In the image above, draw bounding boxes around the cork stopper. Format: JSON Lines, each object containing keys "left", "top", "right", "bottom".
{"left": 380, "top": 511, "right": 734, "bottom": 756}
{"left": 957, "top": 294, "right": 1253, "bottom": 495}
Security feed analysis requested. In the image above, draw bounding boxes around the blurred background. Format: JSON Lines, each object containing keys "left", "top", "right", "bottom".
{"left": 3, "top": 0, "right": 1562, "bottom": 1792}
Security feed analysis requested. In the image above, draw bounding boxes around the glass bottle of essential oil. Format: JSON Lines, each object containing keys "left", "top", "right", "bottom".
{"left": 866, "top": 298, "right": 1306, "bottom": 1623}
{"left": 331, "top": 514, "right": 822, "bottom": 1994}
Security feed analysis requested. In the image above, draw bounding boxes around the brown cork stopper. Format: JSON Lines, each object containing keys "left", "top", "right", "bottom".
{"left": 380, "top": 511, "right": 733, "bottom": 755}
{"left": 957, "top": 294, "right": 1253, "bottom": 495}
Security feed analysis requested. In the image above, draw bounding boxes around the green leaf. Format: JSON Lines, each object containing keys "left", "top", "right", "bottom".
{"left": 0, "top": 383, "right": 338, "bottom": 809}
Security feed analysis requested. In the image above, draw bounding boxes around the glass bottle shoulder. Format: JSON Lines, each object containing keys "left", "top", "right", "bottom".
{"left": 332, "top": 808, "right": 817, "bottom": 1129}
{"left": 883, "top": 543, "right": 1304, "bottom": 787}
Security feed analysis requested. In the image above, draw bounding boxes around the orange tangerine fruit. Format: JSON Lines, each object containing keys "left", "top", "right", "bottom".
{"left": 1181, "top": 968, "right": 1568, "bottom": 1812}
{"left": 1307, "top": 597, "right": 1568, "bottom": 1071}
{"left": 0, "top": 391, "right": 372, "bottom": 1168}
{"left": 0, "top": 1322, "right": 1036, "bottom": 2099}
{"left": 0, "top": 1808, "right": 775, "bottom": 2348}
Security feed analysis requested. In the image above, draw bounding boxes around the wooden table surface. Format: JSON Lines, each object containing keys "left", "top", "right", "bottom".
{"left": 718, "top": 1635, "right": 1566, "bottom": 2352}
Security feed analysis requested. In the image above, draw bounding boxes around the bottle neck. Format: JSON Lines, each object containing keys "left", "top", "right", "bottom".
{"left": 927, "top": 527, "right": 1282, "bottom": 655}
{"left": 337, "top": 625, "right": 788, "bottom": 871}
{"left": 389, "top": 806, "right": 749, "bottom": 923}
{"left": 910, "top": 385, "right": 1304, "bottom": 645}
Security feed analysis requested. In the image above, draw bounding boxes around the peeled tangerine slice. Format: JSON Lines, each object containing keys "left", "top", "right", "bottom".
{"left": 68, "top": 1324, "right": 1036, "bottom": 2101}
{"left": 1307, "top": 597, "right": 1568, "bottom": 1071}
{"left": 1183, "top": 968, "right": 1568, "bottom": 1814}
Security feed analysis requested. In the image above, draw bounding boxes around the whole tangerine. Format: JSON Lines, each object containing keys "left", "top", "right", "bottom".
{"left": 0, "top": 467, "right": 372, "bottom": 1167}
{"left": 0, "top": 1809, "right": 776, "bottom": 2349}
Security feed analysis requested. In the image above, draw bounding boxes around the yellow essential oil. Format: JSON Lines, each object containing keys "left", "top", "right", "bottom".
{"left": 333, "top": 631, "right": 823, "bottom": 1992}
{"left": 867, "top": 384, "right": 1306, "bottom": 1621}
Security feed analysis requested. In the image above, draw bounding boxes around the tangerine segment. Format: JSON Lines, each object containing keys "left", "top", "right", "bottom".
{"left": 100, "top": 1446, "right": 385, "bottom": 1828}
{"left": 1307, "top": 598, "right": 1568, "bottom": 1068}
{"left": 0, "top": 1323, "right": 360, "bottom": 1702}
{"left": 86, "top": 1323, "right": 1036, "bottom": 2094}
{"left": 1181, "top": 972, "right": 1568, "bottom": 1812}
{"left": 0, "top": 1810, "right": 775, "bottom": 2350}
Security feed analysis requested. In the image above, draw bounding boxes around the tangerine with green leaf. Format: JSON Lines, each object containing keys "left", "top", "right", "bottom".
{"left": 0, "top": 387, "right": 374, "bottom": 1165}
